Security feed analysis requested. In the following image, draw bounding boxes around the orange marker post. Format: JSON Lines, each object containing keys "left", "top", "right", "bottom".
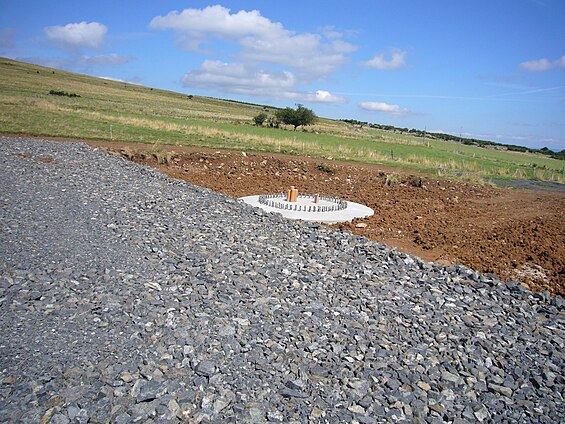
{"left": 290, "top": 187, "right": 298, "bottom": 202}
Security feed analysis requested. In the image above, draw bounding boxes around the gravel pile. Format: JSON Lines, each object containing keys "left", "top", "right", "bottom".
{"left": 0, "top": 136, "right": 563, "bottom": 423}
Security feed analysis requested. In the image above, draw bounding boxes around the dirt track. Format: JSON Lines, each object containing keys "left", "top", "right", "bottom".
{"left": 101, "top": 144, "right": 564, "bottom": 296}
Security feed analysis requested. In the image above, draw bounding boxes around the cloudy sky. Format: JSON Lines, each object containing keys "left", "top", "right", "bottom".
{"left": 1, "top": 0, "right": 564, "bottom": 149}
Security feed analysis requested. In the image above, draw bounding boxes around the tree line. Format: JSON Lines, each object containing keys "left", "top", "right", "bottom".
{"left": 341, "top": 119, "right": 565, "bottom": 160}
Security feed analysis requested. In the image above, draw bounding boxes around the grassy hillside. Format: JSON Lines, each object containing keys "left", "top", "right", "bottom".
{"left": 1, "top": 57, "right": 563, "bottom": 183}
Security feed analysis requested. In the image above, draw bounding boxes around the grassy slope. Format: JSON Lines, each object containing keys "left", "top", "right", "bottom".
{"left": 1, "top": 57, "right": 563, "bottom": 183}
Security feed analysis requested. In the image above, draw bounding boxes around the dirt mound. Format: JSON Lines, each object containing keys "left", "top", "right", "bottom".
{"left": 107, "top": 145, "right": 564, "bottom": 296}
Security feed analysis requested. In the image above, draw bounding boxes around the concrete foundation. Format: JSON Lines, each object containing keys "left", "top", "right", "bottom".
{"left": 239, "top": 194, "right": 374, "bottom": 224}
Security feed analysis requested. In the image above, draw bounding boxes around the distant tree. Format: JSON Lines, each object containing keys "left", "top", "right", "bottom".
{"left": 275, "top": 104, "right": 317, "bottom": 130}
{"left": 275, "top": 107, "right": 298, "bottom": 129}
{"left": 253, "top": 112, "right": 268, "bottom": 126}
{"left": 295, "top": 104, "right": 317, "bottom": 129}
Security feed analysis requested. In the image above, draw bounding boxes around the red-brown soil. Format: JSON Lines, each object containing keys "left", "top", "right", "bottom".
{"left": 93, "top": 143, "right": 564, "bottom": 297}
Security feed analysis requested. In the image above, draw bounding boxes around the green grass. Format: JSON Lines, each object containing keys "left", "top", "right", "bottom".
{"left": 1, "top": 57, "right": 563, "bottom": 183}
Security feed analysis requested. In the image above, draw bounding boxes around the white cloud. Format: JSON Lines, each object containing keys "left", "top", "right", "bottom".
{"left": 331, "top": 40, "right": 357, "bottom": 54}
{"left": 301, "top": 90, "right": 347, "bottom": 104}
{"left": 182, "top": 60, "right": 295, "bottom": 96}
{"left": 363, "top": 49, "right": 407, "bottom": 70}
{"left": 150, "top": 5, "right": 356, "bottom": 79}
{"left": 238, "top": 34, "right": 355, "bottom": 78}
{"left": 44, "top": 21, "right": 107, "bottom": 50}
{"left": 358, "top": 101, "right": 411, "bottom": 115}
{"left": 182, "top": 60, "right": 346, "bottom": 103}
{"left": 519, "top": 58, "right": 553, "bottom": 72}
{"left": 519, "top": 54, "right": 565, "bottom": 72}
{"left": 149, "top": 5, "right": 279, "bottom": 41}
{"left": 151, "top": 6, "right": 356, "bottom": 102}
{"left": 320, "top": 26, "right": 343, "bottom": 40}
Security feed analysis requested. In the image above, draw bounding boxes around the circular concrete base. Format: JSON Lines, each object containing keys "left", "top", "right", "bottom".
{"left": 239, "top": 195, "right": 374, "bottom": 223}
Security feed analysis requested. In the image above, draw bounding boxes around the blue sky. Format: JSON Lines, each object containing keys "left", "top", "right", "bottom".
{"left": 1, "top": 0, "right": 564, "bottom": 150}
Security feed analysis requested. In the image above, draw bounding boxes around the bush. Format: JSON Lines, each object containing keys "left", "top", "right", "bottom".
{"left": 253, "top": 112, "right": 268, "bottom": 126}
{"left": 317, "top": 163, "right": 335, "bottom": 173}
{"left": 404, "top": 175, "right": 424, "bottom": 188}
{"left": 385, "top": 173, "right": 400, "bottom": 186}
{"left": 49, "top": 90, "right": 80, "bottom": 98}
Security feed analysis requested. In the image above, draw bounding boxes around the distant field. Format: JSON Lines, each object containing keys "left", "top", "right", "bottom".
{"left": 1, "top": 57, "right": 563, "bottom": 183}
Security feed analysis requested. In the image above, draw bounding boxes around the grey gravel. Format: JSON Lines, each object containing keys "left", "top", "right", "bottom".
{"left": 0, "top": 136, "right": 563, "bottom": 423}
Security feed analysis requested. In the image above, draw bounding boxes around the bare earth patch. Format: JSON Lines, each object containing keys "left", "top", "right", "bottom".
{"left": 95, "top": 143, "right": 564, "bottom": 296}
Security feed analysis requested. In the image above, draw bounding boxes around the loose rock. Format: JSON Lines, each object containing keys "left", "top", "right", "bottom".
{"left": 0, "top": 137, "right": 563, "bottom": 423}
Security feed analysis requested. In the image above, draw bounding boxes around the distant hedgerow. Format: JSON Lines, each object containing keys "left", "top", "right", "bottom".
{"left": 49, "top": 90, "right": 80, "bottom": 98}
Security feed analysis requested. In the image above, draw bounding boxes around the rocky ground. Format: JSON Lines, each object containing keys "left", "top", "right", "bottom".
{"left": 104, "top": 144, "right": 564, "bottom": 296}
{"left": 0, "top": 137, "right": 563, "bottom": 423}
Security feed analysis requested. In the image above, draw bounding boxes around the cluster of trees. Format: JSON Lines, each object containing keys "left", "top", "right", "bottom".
{"left": 253, "top": 104, "right": 316, "bottom": 131}
{"left": 341, "top": 119, "right": 565, "bottom": 160}
{"left": 341, "top": 119, "right": 368, "bottom": 129}
{"left": 542, "top": 148, "right": 565, "bottom": 160}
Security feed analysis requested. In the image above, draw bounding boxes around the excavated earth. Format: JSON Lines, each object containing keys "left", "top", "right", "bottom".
{"left": 103, "top": 143, "right": 565, "bottom": 297}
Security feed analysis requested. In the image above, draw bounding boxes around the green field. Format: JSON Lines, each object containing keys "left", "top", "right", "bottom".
{"left": 1, "top": 57, "right": 563, "bottom": 183}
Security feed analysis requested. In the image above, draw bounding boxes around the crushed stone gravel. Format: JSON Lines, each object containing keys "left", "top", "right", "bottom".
{"left": 0, "top": 136, "right": 563, "bottom": 423}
